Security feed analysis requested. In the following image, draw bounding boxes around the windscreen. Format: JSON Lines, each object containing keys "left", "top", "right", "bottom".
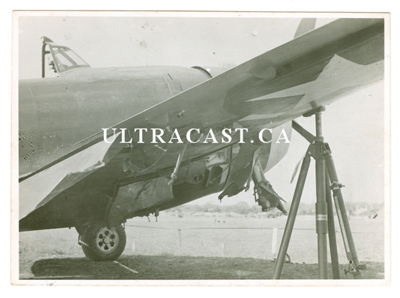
{"left": 51, "top": 46, "right": 90, "bottom": 72}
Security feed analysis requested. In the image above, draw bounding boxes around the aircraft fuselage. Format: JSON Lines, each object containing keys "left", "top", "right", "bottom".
{"left": 19, "top": 64, "right": 291, "bottom": 231}
{"left": 19, "top": 66, "right": 210, "bottom": 176}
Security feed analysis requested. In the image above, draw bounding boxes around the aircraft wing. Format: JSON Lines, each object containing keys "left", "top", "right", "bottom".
{"left": 19, "top": 18, "right": 384, "bottom": 230}
{"left": 21, "top": 18, "right": 384, "bottom": 181}
{"left": 19, "top": 133, "right": 125, "bottom": 230}
{"left": 109, "top": 18, "right": 384, "bottom": 135}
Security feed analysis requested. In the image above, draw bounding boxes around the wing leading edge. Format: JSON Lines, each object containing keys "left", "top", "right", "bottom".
{"left": 109, "top": 18, "right": 384, "bottom": 136}
{"left": 20, "top": 18, "right": 384, "bottom": 182}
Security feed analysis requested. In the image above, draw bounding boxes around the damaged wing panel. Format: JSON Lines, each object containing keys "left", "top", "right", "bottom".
{"left": 107, "top": 177, "right": 174, "bottom": 227}
{"left": 19, "top": 134, "right": 124, "bottom": 229}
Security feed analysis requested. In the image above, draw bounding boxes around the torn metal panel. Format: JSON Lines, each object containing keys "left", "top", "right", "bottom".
{"left": 107, "top": 177, "right": 174, "bottom": 227}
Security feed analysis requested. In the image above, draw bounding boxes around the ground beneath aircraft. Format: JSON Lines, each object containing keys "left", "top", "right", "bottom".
{"left": 18, "top": 214, "right": 386, "bottom": 281}
{"left": 25, "top": 256, "right": 384, "bottom": 280}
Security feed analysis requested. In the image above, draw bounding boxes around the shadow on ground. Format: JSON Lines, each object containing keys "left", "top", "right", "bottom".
{"left": 25, "top": 255, "right": 385, "bottom": 280}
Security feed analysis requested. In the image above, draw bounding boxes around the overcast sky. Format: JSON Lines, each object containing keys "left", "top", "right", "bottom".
{"left": 17, "top": 12, "right": 386, "bottom": 206}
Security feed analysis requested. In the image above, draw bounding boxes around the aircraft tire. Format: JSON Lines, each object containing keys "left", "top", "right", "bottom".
{"left": 80, "top": 221, "right": 126, "bottom": 261}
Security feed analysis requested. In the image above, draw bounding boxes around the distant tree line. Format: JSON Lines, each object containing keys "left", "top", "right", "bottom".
{"left": 165, "top": 201, "right": 384, "bottom": 218}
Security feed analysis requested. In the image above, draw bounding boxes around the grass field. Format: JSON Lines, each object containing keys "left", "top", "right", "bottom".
{"left": 18, "top": 214, "right": 386, "bottom": 280}
{"left": 28, "top": 257, "right": 384, "bottom": 280}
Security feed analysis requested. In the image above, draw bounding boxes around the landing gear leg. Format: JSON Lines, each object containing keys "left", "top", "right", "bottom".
{"left": 252, "top": 160, "right": 287, "bottom": 215}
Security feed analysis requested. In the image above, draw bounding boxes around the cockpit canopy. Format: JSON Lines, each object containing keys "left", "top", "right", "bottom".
{"left": 41, "top": 36, "right": 90, "bottom": 77}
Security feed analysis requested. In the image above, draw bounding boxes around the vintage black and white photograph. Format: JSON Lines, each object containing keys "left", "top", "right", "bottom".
{"left": 12, "top": 11, "right": 389, "bottom": 285}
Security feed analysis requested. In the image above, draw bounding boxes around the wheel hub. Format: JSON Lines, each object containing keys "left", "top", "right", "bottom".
{"left": 95, "top": 227, "right": 119, "bottom": 254}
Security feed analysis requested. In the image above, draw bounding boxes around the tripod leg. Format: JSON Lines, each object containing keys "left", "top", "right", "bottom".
{"left": 273, "top": 154, "right": 311, "bottom": 279}
{"left": 315, "top": 113, "right": 329, "bottom": 279}
{"left": 315, "top": 151, "right": 328, "bottom": 278}
{"left": 325, "top": 152, "right": 361, "bottom": 276}
{"left": 326, "top": 169, "right": 340, "bottom": 279}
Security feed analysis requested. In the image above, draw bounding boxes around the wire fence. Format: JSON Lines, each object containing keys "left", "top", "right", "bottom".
{"left": 124, "top": 217, "right": 384, "bottom": 264}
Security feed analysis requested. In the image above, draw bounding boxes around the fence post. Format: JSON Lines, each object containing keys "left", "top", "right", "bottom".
{"left": 271, "top": 227, "right": 278, "bottom": 260}
{"left": 178, "top": 229, "right": 182, "bottom": 255}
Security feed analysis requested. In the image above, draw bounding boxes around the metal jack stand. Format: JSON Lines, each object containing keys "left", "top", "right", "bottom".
{"left": 273, "top": 107, "right": 364, "bottom": 279}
